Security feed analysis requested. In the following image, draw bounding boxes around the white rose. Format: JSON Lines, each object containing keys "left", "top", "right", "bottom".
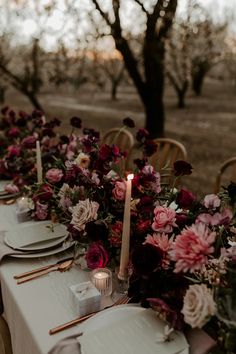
{"left": 181, "top": 284, "right": 216, "bottom": 328}
{"left": 75, "top": 152, "right": 90, "bottom": 168}
{"left": 70, "top": 199, "right": 99, "bottom": 231}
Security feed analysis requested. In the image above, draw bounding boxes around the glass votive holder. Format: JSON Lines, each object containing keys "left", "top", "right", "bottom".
{"left": 91, "top": 268, "right": 112, "bottom": 297}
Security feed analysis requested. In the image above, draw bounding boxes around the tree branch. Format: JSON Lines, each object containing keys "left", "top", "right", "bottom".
{"left": 146, "top": 0, "right": 164, "bottom": 38}
{"left": 133, "top": 0, "right": 149, "bottom": 15}
{"left": 0, "top": 63, "right": 23, "bottom": 90}
{"left": 91, "top": 0, "right": 112, "bottom": 27}
{"left": 159, "top": 0, "right": 178, "bottom": 38}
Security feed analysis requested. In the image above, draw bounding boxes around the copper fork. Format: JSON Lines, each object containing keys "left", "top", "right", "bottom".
{"left": 16, "top": 259, "right": 74, "bottom": 284}
{"left": 49, "top": 294, "right": 131, "bottom": 335}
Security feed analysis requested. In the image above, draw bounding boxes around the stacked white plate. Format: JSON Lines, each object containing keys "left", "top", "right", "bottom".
{"left": 4, "top": 221, "right": 73, "bottom": 258}
{"left": 0, "top": 180, "right": 20, "bottom": 200}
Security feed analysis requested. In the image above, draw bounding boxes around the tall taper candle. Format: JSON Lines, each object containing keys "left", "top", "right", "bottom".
{"left": 118, "top": 173, "right": 134, "bottom": 280}
{"left": 36, "top": 140, "right": 43, "bottom": 184}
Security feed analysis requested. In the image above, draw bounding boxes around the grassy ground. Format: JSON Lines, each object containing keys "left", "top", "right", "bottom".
{"left": 2, "top": 77, "right": 236, "bottom": 197}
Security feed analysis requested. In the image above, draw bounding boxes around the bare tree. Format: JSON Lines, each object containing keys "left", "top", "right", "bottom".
{"left": 48, "top": 40, "right": 88, "bottom": 91}
{"left": 90, "top": 0, "right": 178, "bottom": 138}
{"left": 166, "top": 21, "right": 191, "bottom": 108}
{"left": 224, "top": 37, "right": 236, "bottom": 92}
{"left": 0, "top": 37, "right": 44, "bottom": 110}
{"left": 188, "top": 3, "right": 227, "bottom": 96}
{"left": 101, "top": 56, "right": 125, "bottom": 100}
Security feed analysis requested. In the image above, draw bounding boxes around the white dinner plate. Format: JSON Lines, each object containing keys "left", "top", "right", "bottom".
{"left": 82, "top": 304, "right": 189, "bottom": 354}
{"left": 10, "top": 240, "right": 75, "bottom": 258}
{"left": 0, "top": 191, "right": 20, "bottom": 200}
{"left": 4, "top": 221, "right": 68, "bottom": 249}
{"left": 4, "top": 233, "right": 68, "bottom": 251}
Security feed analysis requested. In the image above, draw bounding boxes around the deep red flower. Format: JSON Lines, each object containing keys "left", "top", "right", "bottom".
{"left": 176, "top": 188, "right": 196, "bottom": 209}
{"left": 21, "top": 136, "right": 37, "bottom": 149}
{"left": 70, "top": 116, "right": 82, "bottom": 128}
{"left": 32, "top": 110, "right": 44, "bottom": 118}
{"left": 99, "top": 144, "right": 112, "bottom": 160}
{"left": 131, "top": 243, "right": 163, "bottom": 276}
{"left": 7, "top": 127, "right": 20, "bottom": 138}
{"left": 144, "top": 139, "right": 158, "bottom": 157}
{"left": 1, "top": 106, "right": 9, "bottom": 115}
{"left": 85, "top": 242, "right": 109, "bottom": 269}
{"left": 173, "top": 160, "right": 193, "bottom": 176}
{"left": 123, "top": 117, "right": 135, "bottom": 128}
{"left": 175, "top": 212, "right": 188, "bottom": 227}
{"left": 33, "top": 184, "right": 54, "bottom": 202}
{"left": 136, "top": 128, "right": 149, "bottom": 142}
{"left": 136, "top": 219, "right": 151, "bottom": 233}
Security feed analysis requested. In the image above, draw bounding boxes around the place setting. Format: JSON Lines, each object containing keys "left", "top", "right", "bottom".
{"left": 0, "top": 221, "right": 75, "bottom": 261}
{"left": 0, "top": 180, "right": 21, "bottom": 202}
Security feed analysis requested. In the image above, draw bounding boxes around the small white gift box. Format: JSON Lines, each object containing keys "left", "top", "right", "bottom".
{"left": 70, "top": 281, "right": 101, "bottom": 317}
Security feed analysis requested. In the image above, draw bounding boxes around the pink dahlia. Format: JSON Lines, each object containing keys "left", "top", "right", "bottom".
{"left": 170, "top": 223, "right": 216, "bottom": 273}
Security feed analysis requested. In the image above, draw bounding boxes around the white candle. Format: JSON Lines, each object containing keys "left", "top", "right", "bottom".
{"left": 93, "top": 271, "right": 110, "bottom": 291}
{"left": 36, "top": 140, "right": 43, "bottom": 183}
{"left": 118, "top": 173, "right": 134, "bottom": 280}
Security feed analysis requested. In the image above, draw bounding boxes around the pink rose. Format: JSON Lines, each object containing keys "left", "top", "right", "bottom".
{"left": 85, "top": 242, "right": 109, "bottom": 269}
{"left": 46, "top": 168, "right": 63, "bottom": 183}
{"left": 203, "top": 194, "right": 220, "bottom": 209}
{"left": 112, "top": 180, "right": 126, "bottom": 201}
{"left": 4, "top": 183, "right": 19, "bottom": 194}
{"left": 152, "top": 206, "right": 177, "bottom": 233}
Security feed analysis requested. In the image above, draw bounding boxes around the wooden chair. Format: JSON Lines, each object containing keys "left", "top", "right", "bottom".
{"left": 214, "top": 156, "right": 236, "bottom": 193}
{"left": 101, "top": 128, "right": 134, "bottom": 152}
{"left": 126, "top": 137, "right": 187, "bottom": 185}
{"left": 148, "top": 138, "right": 187, "bottom": 171}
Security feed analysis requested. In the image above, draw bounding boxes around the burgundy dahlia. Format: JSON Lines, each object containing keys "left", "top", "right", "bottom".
{"left": 123, "top": 117, "right": 135, "bottom": 128}
{"left": 70, "top": 116, "right": 82, "bottom": 128}
{"left": 173, "top": 160, "right": 193, "bottom": 177}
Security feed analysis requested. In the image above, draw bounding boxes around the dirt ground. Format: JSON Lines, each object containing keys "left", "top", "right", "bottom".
{"left": 3, "top": 77, "right": 236, "bottom": 197}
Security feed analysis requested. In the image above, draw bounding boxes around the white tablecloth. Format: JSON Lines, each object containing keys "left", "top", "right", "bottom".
{"left": 0, "top": 204, "right": 217, "bottom": 354}
{"left": 0, "top": 204, "right": 93, "bottom": 354}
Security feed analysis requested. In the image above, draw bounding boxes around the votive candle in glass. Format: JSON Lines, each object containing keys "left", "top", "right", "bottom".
{"left": 91, "top": 268, "right": 112, "bottom": 296}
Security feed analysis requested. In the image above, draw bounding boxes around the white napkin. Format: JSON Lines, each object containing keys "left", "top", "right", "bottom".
{"left": 80, "top": 309, "right": 189, "bottom": 354}
{"left": 5, "top": 222, "right": 68, "bottom": 248}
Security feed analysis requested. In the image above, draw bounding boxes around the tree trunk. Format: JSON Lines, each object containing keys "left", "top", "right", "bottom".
{"left": 111, "top": 81, "right": 118, "bottom": 100}
{"left": 27, "top": 91, "right": 43, "bottom": 111}
{"left": 192, "top": 73, "right": 205, "bottom": 96}
{"left": 143, "top": 38, "right": 165, "bottom": 137}
{"left": 144, "top": 92, "right": 165, "bottom": 138}
{"left": 0, "top": 86, "right": 6, "bottom": 104}
{"left": 177, "top": 90, "right": 185, "bottom": 108}
{"left": 191, "top": 61, "right": 209, "bottom": 96}
{"left": 177, "top": 81, "right": 188, "bottom": 108}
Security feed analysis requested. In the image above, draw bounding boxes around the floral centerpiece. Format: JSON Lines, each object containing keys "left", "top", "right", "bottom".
{"left": 15, "top": 114, "right": 236, "bottom": 352}
{"left": 0, "top": 107, "right": 83, "bottom": 189}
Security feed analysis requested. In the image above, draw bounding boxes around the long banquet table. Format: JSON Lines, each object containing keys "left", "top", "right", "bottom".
{"left": 0, "top": 203, "right": 217, "bottom": 354}
{"left": 0, "top": 203, "right": 99, "bottom": 354}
